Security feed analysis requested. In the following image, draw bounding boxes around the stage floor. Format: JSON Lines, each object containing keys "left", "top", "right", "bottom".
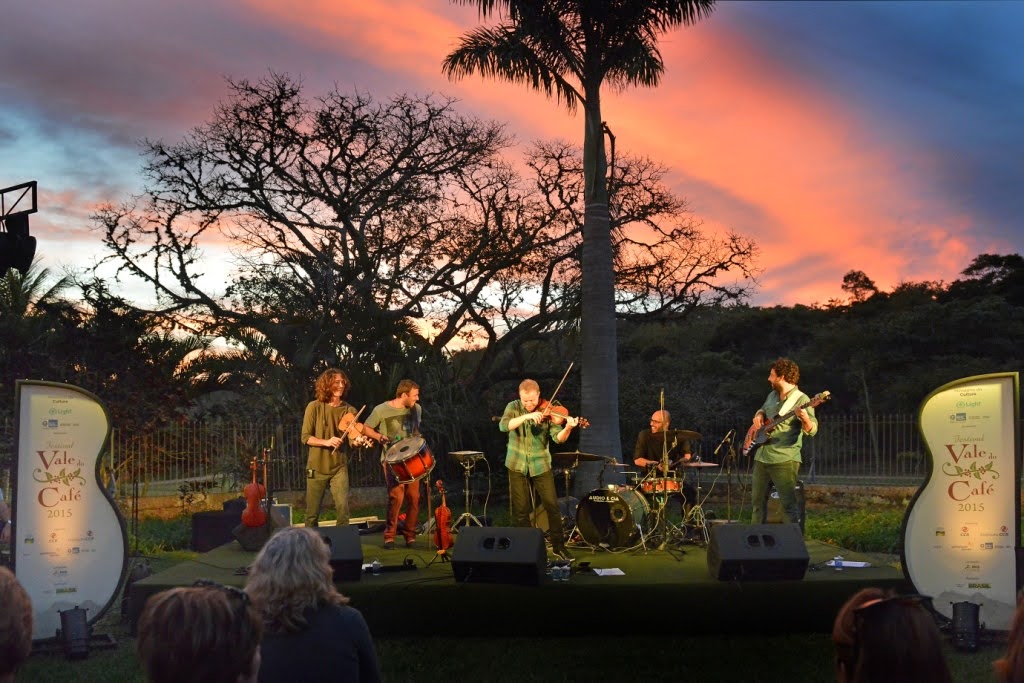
{"left": 128, "top": 525, "right": 908, "bottom": 637}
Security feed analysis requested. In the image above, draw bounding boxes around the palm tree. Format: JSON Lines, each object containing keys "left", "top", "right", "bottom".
{"left": 443, "top": 0, "right": 716, "bottom": 484}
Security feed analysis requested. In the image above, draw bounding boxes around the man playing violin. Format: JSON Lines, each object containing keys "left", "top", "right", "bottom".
{"left": 366, "top": 380, "right": 422, "bottom": 550}
{"left": 499, "top": 379, "right": 580, "bottom": 560}
{"left": 301, "top": 369, "right": 385, "bottom": 528}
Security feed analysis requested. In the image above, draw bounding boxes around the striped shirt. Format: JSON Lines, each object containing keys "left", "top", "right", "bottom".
{"left": 498, "top": 399, "right": 565, "bottom": 476}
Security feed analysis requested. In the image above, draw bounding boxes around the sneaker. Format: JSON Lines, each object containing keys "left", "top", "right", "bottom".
{"left": 383, "top": 540, "right": 395, "bottom": 550}
{"left": 405, "top": 538, "right": 416, "bottom": 548}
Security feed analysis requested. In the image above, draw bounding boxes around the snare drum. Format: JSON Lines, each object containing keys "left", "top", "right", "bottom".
{"left": 576, "top": 486, "right": 648, "bottom": 549}
{"left": 384, "top": 436, "right": 435, "bottom": 483}
{"left": 640, "top": 477, "right": 682, "bottom": 496}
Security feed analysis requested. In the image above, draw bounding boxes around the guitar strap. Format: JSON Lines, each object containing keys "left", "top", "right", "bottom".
{"left": 777, "top": 388, "right": 804, "bottom": 417}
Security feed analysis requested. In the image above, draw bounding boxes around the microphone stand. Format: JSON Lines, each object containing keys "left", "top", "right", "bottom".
{"left": 656, "top": 390, "right": 670, "bottom": 551}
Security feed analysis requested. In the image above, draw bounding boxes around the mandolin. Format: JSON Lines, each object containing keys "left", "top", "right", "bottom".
{"left": 743, "top": 391, "right": 831, "bottom": 457}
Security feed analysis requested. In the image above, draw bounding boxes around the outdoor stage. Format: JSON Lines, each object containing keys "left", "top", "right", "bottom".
{"left": 127, "top": 523, "right": 909, "bottom": 637}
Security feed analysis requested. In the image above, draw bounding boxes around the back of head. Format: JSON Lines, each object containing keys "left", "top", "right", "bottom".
{"left": 0, "top": 567, "right": 33, "bottom": 680}
{"left": 137, "top": 584, "right": 262, "bottom": 683}
{"left": 848, "top": 594, "right": 951, "bottom": 683}
{"left": 995, "top": 595, "right": 1024, "bottom": 682}
{"left": 246, "top": 526, "right": 347, "bottom": 633}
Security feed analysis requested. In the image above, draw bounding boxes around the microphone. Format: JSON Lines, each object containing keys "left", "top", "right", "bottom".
{"left": 714, "top": 429, "right": 736, "bottom": 457}
{"left": 491, "top": 416, "right": 501, "bottom": 422}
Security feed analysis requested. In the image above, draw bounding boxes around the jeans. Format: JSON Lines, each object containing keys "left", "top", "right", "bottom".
{"left": 304, "top": 467, "right": 350, "bottom": 527}
{"left": 384, "top": 464, "right": 422, "bottom": 543}
{"left": 750, "top": 459, "right": 801, "bottom": 525}
{"left": 508, "top": 468, "right": 564, "bottom": 551}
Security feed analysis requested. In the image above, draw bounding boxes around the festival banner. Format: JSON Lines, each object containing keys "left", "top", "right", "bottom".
{"left": 13, "top": 381, "right": 128, "bottom": 640}
{"left": 902, "top": 373, "right": 1020, "bottom": 630}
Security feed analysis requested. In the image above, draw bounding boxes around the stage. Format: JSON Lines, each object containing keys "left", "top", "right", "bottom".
{"left": 127, "top": 524, "right": 909, "bottom": 637}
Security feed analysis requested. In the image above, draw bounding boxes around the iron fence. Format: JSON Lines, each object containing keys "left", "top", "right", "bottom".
{"left": 0, "top": 412, "right": 995, "bottom": 496}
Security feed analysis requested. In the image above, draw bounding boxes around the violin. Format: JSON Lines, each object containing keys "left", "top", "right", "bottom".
{"left": 433, "top": 480, "right": 454, "bottom": 552}
{"left": 335, "top": 407, "right": 384, "bottom": 451}
{"left": 538, "top": 399, "right": 591, "bottom": 429}
{"left": 241, "top": 457, "right": 267, "bottom": 528}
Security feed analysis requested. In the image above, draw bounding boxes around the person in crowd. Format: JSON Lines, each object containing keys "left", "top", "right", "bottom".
{"left": 499, "top": 378, "right": 580, "bottom": 560}
{"left": 137, "top": 581, "right": 263, "bottom": 683}
{"left": 745, "top": 357, "right": 817, "bottom": 525}
{"left": 0, "top": 567, "right": 32, "bottom": 683}
{"left": 301, "top": 368, "right": 384, "bottom": 528}
{"left": 994, "top": 591, "right": 1024, "bottom": 682}
{"left": 245, "top": 526, "right": 382, "bottom": 683}
{"left": 831, "top": 587, "right": 951, "bottom": 683}
{"left": 366, "top": 379, "right": 423, "bottom": 550}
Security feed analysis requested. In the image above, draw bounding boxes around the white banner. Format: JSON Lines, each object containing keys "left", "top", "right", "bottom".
{"left": 14, "top": 381, "right": 128, "bottom": 640}
{"left": 903, "top": 373, "right": 1020, "bottom": 630}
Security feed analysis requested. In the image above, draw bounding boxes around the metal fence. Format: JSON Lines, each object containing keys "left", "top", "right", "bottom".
{"left": 0, "top": 413, "right": 944, "bottom": 497}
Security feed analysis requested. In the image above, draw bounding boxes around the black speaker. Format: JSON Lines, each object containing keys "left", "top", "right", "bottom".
{"left": 707, "top": 523, "right": 809, "bottom": 581}
{"left": 317, "top": 525, "right": 364, "bottom": 582}
{"left": 451, "top": 527, "right": 546, "bottom": 586}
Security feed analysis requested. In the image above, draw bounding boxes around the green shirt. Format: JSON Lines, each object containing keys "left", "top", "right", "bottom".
{"left": 755, "top": 388, "right": 818, "bottom": 464}
{"left": 301, "top": 400, "right": 356, "bottom": 474}
{"left": 365, "top": 402, "right": 422, "bottom": 462}
{"left": 498, "top": 399, "right": 564, "bottom": 476}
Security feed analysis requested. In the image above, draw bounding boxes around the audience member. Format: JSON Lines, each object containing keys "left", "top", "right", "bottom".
{"left": 137, "top": 581, "right": 262, "bottom": 683}
{"left": 832, "top": 587, "right": 951, "bottom": 683}
{"left": 995, "top": 592, "right": 1024, "bottom": 682}
{"left": 0, "top": 567, "right": 32, "bottom": 683}
{"left": 246, "top": 526, "right": 381, "bottom": 683}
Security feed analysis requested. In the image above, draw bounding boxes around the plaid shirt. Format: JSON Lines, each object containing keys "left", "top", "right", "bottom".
{"left": 498, "top": 399, "right": 565, "bottom": 476}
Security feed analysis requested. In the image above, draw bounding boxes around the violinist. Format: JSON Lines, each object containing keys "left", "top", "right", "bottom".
{"left": 499, "top": 379, "right": 579, "bottom": 560}
{"left": 365, "top": 380, "right": 422, "bottom": 550}
{"left": 301, "top": 369, "right": 385, "bottom": 528}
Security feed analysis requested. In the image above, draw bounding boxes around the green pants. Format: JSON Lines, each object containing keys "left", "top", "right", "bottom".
{"left": 304, "top": 467, "right": 350, "bottom": 527}
{"left": 750, "top": 459, "right": 801, "bottom": 525}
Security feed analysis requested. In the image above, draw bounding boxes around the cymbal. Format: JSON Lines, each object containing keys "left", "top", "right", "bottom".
{"left": 449, "top": 450, "right": 485, "bottom": 463}
{"left": 663, "top": 429, "right": 702, "bottom": 441}
{"left": 552, "top": 451, "right": 610, "bottom": 463}
{"left": 682, "top": 461, "right": 718, "bottom": 468}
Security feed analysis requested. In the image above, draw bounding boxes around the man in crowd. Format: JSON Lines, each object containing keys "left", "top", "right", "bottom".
{"left": 366, "top": 380, "right": 423, "bottom": 549}
{"left": 499, "top": 379, "right": 580, "bottom": 560}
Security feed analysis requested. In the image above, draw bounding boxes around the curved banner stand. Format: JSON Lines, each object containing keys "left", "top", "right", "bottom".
{"left": 901, "top": 372, "right": 1021, "bottom": 631}
{"left": 12, "top": 380, "right": 129, "bottom": 640}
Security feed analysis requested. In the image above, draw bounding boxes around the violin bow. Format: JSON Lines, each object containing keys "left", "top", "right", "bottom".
{"left": 546, "top": 361, "right": 574, "bottom": 408}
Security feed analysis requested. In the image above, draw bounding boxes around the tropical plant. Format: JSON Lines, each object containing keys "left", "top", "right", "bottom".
{"left": 443, "top": 0, "right": 718, "bottom": 487}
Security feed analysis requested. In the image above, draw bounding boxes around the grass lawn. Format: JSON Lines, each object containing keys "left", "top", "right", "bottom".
{"left": 13, "top": 503, "right": 1011, "bottom": 682}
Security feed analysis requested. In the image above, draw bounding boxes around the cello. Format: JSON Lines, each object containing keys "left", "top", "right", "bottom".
{"left": 241, "top": 457, "right": 267, "bottom": 528}
{"left": 433, "top": 480, "right": 454, "bottom": 553}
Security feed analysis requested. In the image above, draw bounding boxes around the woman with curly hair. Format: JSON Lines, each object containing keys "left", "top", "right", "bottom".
{"left": 246, "top": 526, "right": 381, "bottom": 683}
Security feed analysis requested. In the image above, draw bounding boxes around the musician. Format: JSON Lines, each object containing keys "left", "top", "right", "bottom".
{"left": 633, "top": 410, "right": 692, "bottom": 469}
{"left": 499, "top": 379, "right": 579, "bottom": 560}
{"left": 366, "top": 380, "right": 422, "bottom": 550}
{"left": 748, "top": 358, "right": 817, "bottom": 526}
{"left": 301, "top": 369, "right": 384, "bottom": 528}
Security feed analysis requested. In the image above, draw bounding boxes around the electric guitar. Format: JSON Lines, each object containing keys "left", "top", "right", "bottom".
{"left": 743, "top": 391, "right": 831, "bottom": 457}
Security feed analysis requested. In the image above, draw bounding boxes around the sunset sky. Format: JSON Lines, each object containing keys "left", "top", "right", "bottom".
{"left": 1, "top": 0, "right": 1020, "bottom": 306}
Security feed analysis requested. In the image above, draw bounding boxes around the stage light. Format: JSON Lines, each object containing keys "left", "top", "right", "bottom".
{"left": 58, "top": 606, "right": 91, "bottom": 660}
{"left": 0, "top": 212, "right": 36, "bottom": 277}
{"left": 951, "top": 600, "right": 981, "bottom": 652}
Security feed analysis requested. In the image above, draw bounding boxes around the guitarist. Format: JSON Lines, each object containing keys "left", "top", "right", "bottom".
{"left": 748, "top": 358, "right": 817, "bottom": 527}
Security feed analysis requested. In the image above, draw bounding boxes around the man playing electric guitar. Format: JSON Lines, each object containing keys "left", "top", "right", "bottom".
{"left": 746, "top": 358, "right": 818, "bottom": 527}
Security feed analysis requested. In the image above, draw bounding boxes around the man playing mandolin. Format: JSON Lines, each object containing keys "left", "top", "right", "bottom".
{"left": 747, "top": 358, "right": 817, "bottom": 527}
{"left": 366, "top": 380, "right": 423, "bottom": 550}
{"left": 499, "top": 379, "right": 580, "bottom": 560}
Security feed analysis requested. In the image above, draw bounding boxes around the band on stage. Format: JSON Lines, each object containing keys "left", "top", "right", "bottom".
{"left": 299, "top": 357, "right": 819, "bottom": 554}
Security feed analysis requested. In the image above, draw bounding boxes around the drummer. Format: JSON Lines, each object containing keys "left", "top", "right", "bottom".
{"left": 366, "top": 380, "right": 423, "bottom": 550}
{"left": 633, "top": 410, "right": 692, "bottom": 470}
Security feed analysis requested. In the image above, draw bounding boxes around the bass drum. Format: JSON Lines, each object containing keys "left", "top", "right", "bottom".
{"left": 576, "top": 486, "right": 648, "bottom": 549}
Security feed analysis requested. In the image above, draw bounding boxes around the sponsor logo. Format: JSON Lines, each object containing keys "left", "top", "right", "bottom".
{"left": 956, "top": 400, "right": 981, "bottom": 409}
{"left": 24, "top": 536, "right": 34, "bottom": 544}
{"left": 55, "top": 587, "right": 78, "bottom": 594}
{"left": 40, "top": 419, "right": 59, "bottom": 429}
{"left": 982, "top": 542, "right": 994, "bottom": 549}
{"left": 934, "top": 528, "right": 946, "bottom": 536}
{"left": 968, "top": 583, "right": 992, "bottom": 589}
{"left": 949, "top": 413, "right": 967, "bottom": 422}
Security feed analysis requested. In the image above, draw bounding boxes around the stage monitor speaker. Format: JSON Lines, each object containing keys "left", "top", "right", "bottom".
{"left": 707, "top": 523, "right": 809, "bottom": 581}
{"left": 451, "top": 527, "right": 546, "bottom": 586}
{"left": 318, "top": 525, "right": 364, "bottom": 582}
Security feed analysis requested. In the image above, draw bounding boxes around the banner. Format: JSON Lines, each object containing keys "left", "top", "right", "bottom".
{"left": 13, "top": 381, "right": 128, "bottom": 640}
{"left": 902, "top": 373, "right": 1020, "bottom": 630}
